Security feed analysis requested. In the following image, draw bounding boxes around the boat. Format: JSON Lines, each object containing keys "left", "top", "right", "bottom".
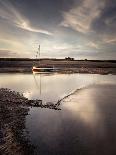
{"left": 32, "top": 66, "right": 54, "bottom": 73}
{"left": 32, "top": 45, "right": 54, "bottom": 73}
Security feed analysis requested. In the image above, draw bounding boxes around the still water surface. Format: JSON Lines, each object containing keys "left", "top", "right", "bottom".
{"left": 0, "top": 73, "right": 116, "bottom": 155}
{"left": 0, "top": 73, "right": 115, "bottom": 103}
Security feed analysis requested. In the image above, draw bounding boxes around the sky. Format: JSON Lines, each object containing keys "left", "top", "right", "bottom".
{"left": 0, "top": 0, "right": 116, "bottom": 59}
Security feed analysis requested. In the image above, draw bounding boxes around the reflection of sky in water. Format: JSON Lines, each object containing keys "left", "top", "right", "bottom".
{"left": 1, "top": 73, "right": 116, "bottom": 155}
{"left": 0, "top": 73, "right": 116, "bottom": 104}
{"left": 26, "top": 84, "right": 116, "bottom": 155}
{"left": 62, "top": 86, "right": 102, "bottom": 127}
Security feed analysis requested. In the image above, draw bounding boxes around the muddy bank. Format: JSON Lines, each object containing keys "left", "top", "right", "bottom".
{"left": 0, "top": 88, "right": 60, "bottom": 155}
{"left": 0, "top": 59, "right": 116, "bottom": 74}
{"left": 0, "top": 67, "right": 116, "bottom": 74}
{"left": 0, "top": 88, "right": 34, "bottom": 155}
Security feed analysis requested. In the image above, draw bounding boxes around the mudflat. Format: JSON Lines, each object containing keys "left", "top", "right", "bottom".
{"left": 0, "top": 59, "right": 116, "bottom": 74}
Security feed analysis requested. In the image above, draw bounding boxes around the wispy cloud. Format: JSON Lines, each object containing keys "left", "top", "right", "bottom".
{"left": 0, "top": 38, "right": 34, "bottom": 58}
{"left": 16, "top": 21, "right": 52, "bottom": 35}
{"left": 103, "top": 36, "right": 116, "bottom": 44}
{"left": 86, "top": 41, "right": 99, "bottom": 49}
{"left": 0, "top": 0, "right": 115, "bottom": 59}
{"left": 60, "top": 0, "right": 105, "bottom": 33}
{"left": 0, "top": 49, "right": 18, "bottom": 57}
{"left": 0, "top": 1, "right": 52, "bottom": 35}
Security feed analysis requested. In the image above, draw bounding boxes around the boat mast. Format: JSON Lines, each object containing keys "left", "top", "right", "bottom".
{"left": 38, "top": 45, "right": 40, "bottom": 65}
{"left": 36, "top": 45, "right": 40, "bottom": 59}
{"left": 35, "top": 44, "right": 40, "bottom": 65}
{"left": 38, "top": 44, "right": 40, "bottom": 59}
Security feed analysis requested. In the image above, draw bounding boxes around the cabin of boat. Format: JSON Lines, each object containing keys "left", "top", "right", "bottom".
{"left": 32, "top": 66, "right": 54, "bottom": 72}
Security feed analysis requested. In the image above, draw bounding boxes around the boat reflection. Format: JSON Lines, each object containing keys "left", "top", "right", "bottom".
{"left": 32, "top": 72, "right": 61, "bottom": 110}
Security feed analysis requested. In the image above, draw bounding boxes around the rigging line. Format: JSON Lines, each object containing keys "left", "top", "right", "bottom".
{"left": 32, "top": 73, "right": 42, "bottom": 96}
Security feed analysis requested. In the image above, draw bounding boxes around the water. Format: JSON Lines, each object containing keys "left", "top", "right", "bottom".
{"left": 0, "top": 73, "right": 116, "bottom": 155}
{"left": 0, "top": 73, "right": 115, "bottom": 103}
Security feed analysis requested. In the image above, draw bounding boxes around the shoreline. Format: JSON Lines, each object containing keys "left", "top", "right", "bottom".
{"left": 0, "top": 88, "right": 34, "bottom": 155}
{"left": 0, "top": 59, "right": 116, "bottom": 74}
{"left": 0, "top": 82, "right": 116, "bottom": 155}
{"left": 0, "top": 88, "right": 61, "bottom": 155}
{"left": 0, "top": 67, "right": 116, "bottom": 74}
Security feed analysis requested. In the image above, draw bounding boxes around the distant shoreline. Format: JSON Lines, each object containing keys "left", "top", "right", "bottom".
{"left": 0, "top": 58, "right": 116, "bottom": 74}
{"left": 0, "top": 58, "right": 116, "bottom": 62}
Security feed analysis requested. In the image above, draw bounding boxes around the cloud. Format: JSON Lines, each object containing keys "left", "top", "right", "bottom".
{"left": 0, "top": 0, "right": 116, "bottom": 59}
{"left": 0, "top": 38, "right": 33, "bottom": 58}
{"left": 86, "top": 42, "right": 99, "bottom": 49}
{"left": 60, "top": 0, "right": 105, "bottom": 33}
{"left": 16, "top": 21, "right": 52, "bottom": 35}
{"left": 0, "top": 1, "right": 52, "bottom": 35}
{"left": 103, "top": 36, "right": 116, "bottom": 44}
{"left": 91, "top": 0, "right": 116, "bottom": 35}
{"left": 0, "top": 49, "right": 30, "bottom": 58}
{"left": 0, "top": 49, "right": 17, "bottom": 57}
